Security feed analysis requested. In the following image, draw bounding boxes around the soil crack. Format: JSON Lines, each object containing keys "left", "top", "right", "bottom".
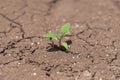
{"left": 0, "top": 13, "right": 25, "bottom": 38}
{"left": 46, "top": 0, "right": 59, "bottom": 15}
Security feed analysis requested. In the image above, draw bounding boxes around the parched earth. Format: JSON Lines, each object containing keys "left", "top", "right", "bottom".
{"left": 0, "top": 0, "right": 120, "bottom": 80}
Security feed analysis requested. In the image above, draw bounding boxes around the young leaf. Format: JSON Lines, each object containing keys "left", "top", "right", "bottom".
{"left": 43, "top": 31, "right": 57, "bottom": 39}
{"left": 56, "top": 31, "right": 63, "bottom": 39}
{"left": 61, "top": 42, "right": 69, "bottom": 50}
{"left": 60, "top": 23, "right": 70, "bottom": 33}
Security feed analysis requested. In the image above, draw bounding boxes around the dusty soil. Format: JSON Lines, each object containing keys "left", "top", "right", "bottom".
{"left": 0, "top": 0, "right": 120, "bottom": 80}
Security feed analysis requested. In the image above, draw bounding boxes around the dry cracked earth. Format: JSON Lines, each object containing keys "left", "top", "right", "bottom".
{"left": 0, "top": 0, "right": 120, "bottom": 80}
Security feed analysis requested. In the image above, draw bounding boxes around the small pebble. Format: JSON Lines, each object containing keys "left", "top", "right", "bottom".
{"left": 37, "top": 42, "right": 40, "bottom": 45}
{"left": 75, "top": 23, "right": 79, "bottom": 28}
{"left": 72, "top": 56, "right": 75, "bottom": 59}
{"left": 8, "top": 54, "right": 11, "bottom": 56}
{"left": 83, "top": 70, "right": 91, "bottom": 77}
{"left": 56, "top": 71, "right": 60, "bottom": 74}
{"left": 73, "top": 62, "right": 76, "bottom": 65}
{"left": 33, "top": 68, "right": 36, "bottom": 71}
{"left": 15, "top": 36, "right": 19, "bottom": 39}
{"left": 99, "top": 78, "right": 102, "bottom": 80}
{"left": 114, "top": 48, "right": 117, "bottom": 51}
{"left": 31, "top": 43, "right": 34, "bottom": 45}
{"left": 106, "top": 54, "right": 109, "bottom": 57}
{"left": 33, "top": 73, "right": 37, "bottom": 76}
{"left": 18, "top": 63, "right": 21, "bottom": 65}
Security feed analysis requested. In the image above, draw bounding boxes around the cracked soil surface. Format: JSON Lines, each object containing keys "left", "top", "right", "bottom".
{"left": 0, "top": 0, "right": 120, "bottom": 80}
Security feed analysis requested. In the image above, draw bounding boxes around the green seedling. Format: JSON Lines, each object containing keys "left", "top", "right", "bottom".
{"left": 43, "top": 23, "right": 70, "bottom": 51}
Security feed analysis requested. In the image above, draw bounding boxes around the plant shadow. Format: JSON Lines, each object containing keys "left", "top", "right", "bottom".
{"left": 46, "top": 40, "right": 72, "bottom": 52}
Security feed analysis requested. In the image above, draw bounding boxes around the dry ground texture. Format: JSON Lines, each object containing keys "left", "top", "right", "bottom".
{"left": 0, "top": 0, "right": 120, "bottom": 80}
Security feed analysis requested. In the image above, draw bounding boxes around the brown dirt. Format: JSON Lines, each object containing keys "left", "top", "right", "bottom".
{"left": 0, "top": 0, "right": 120, "bottom": 80}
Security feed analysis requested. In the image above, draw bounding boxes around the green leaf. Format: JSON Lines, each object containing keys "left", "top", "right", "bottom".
{"left": 61, "top": 42, "right": 69, "bottom": 50}
{"left": 60, "top": 23, "right": 70, "bottom": 33}
{"left": 56, "top": 31, "right": 63, "bottom": 39}
{"left": 43, "top": 31, "right": 57, "bottom": 39}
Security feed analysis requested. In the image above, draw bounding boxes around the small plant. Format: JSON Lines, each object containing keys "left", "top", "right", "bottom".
{"left": 43, "top": 23, "right": 70, "bottom": 51}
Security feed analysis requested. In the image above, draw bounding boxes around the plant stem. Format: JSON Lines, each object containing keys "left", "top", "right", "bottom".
{"left": 50, "top": 38, "right": 54, "bottom": 47}
{"left": 59, "top": 38, "right": 62, "bottom": 47}
{"left": 58, "top": 35, "right": 64, "bottom": 47}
